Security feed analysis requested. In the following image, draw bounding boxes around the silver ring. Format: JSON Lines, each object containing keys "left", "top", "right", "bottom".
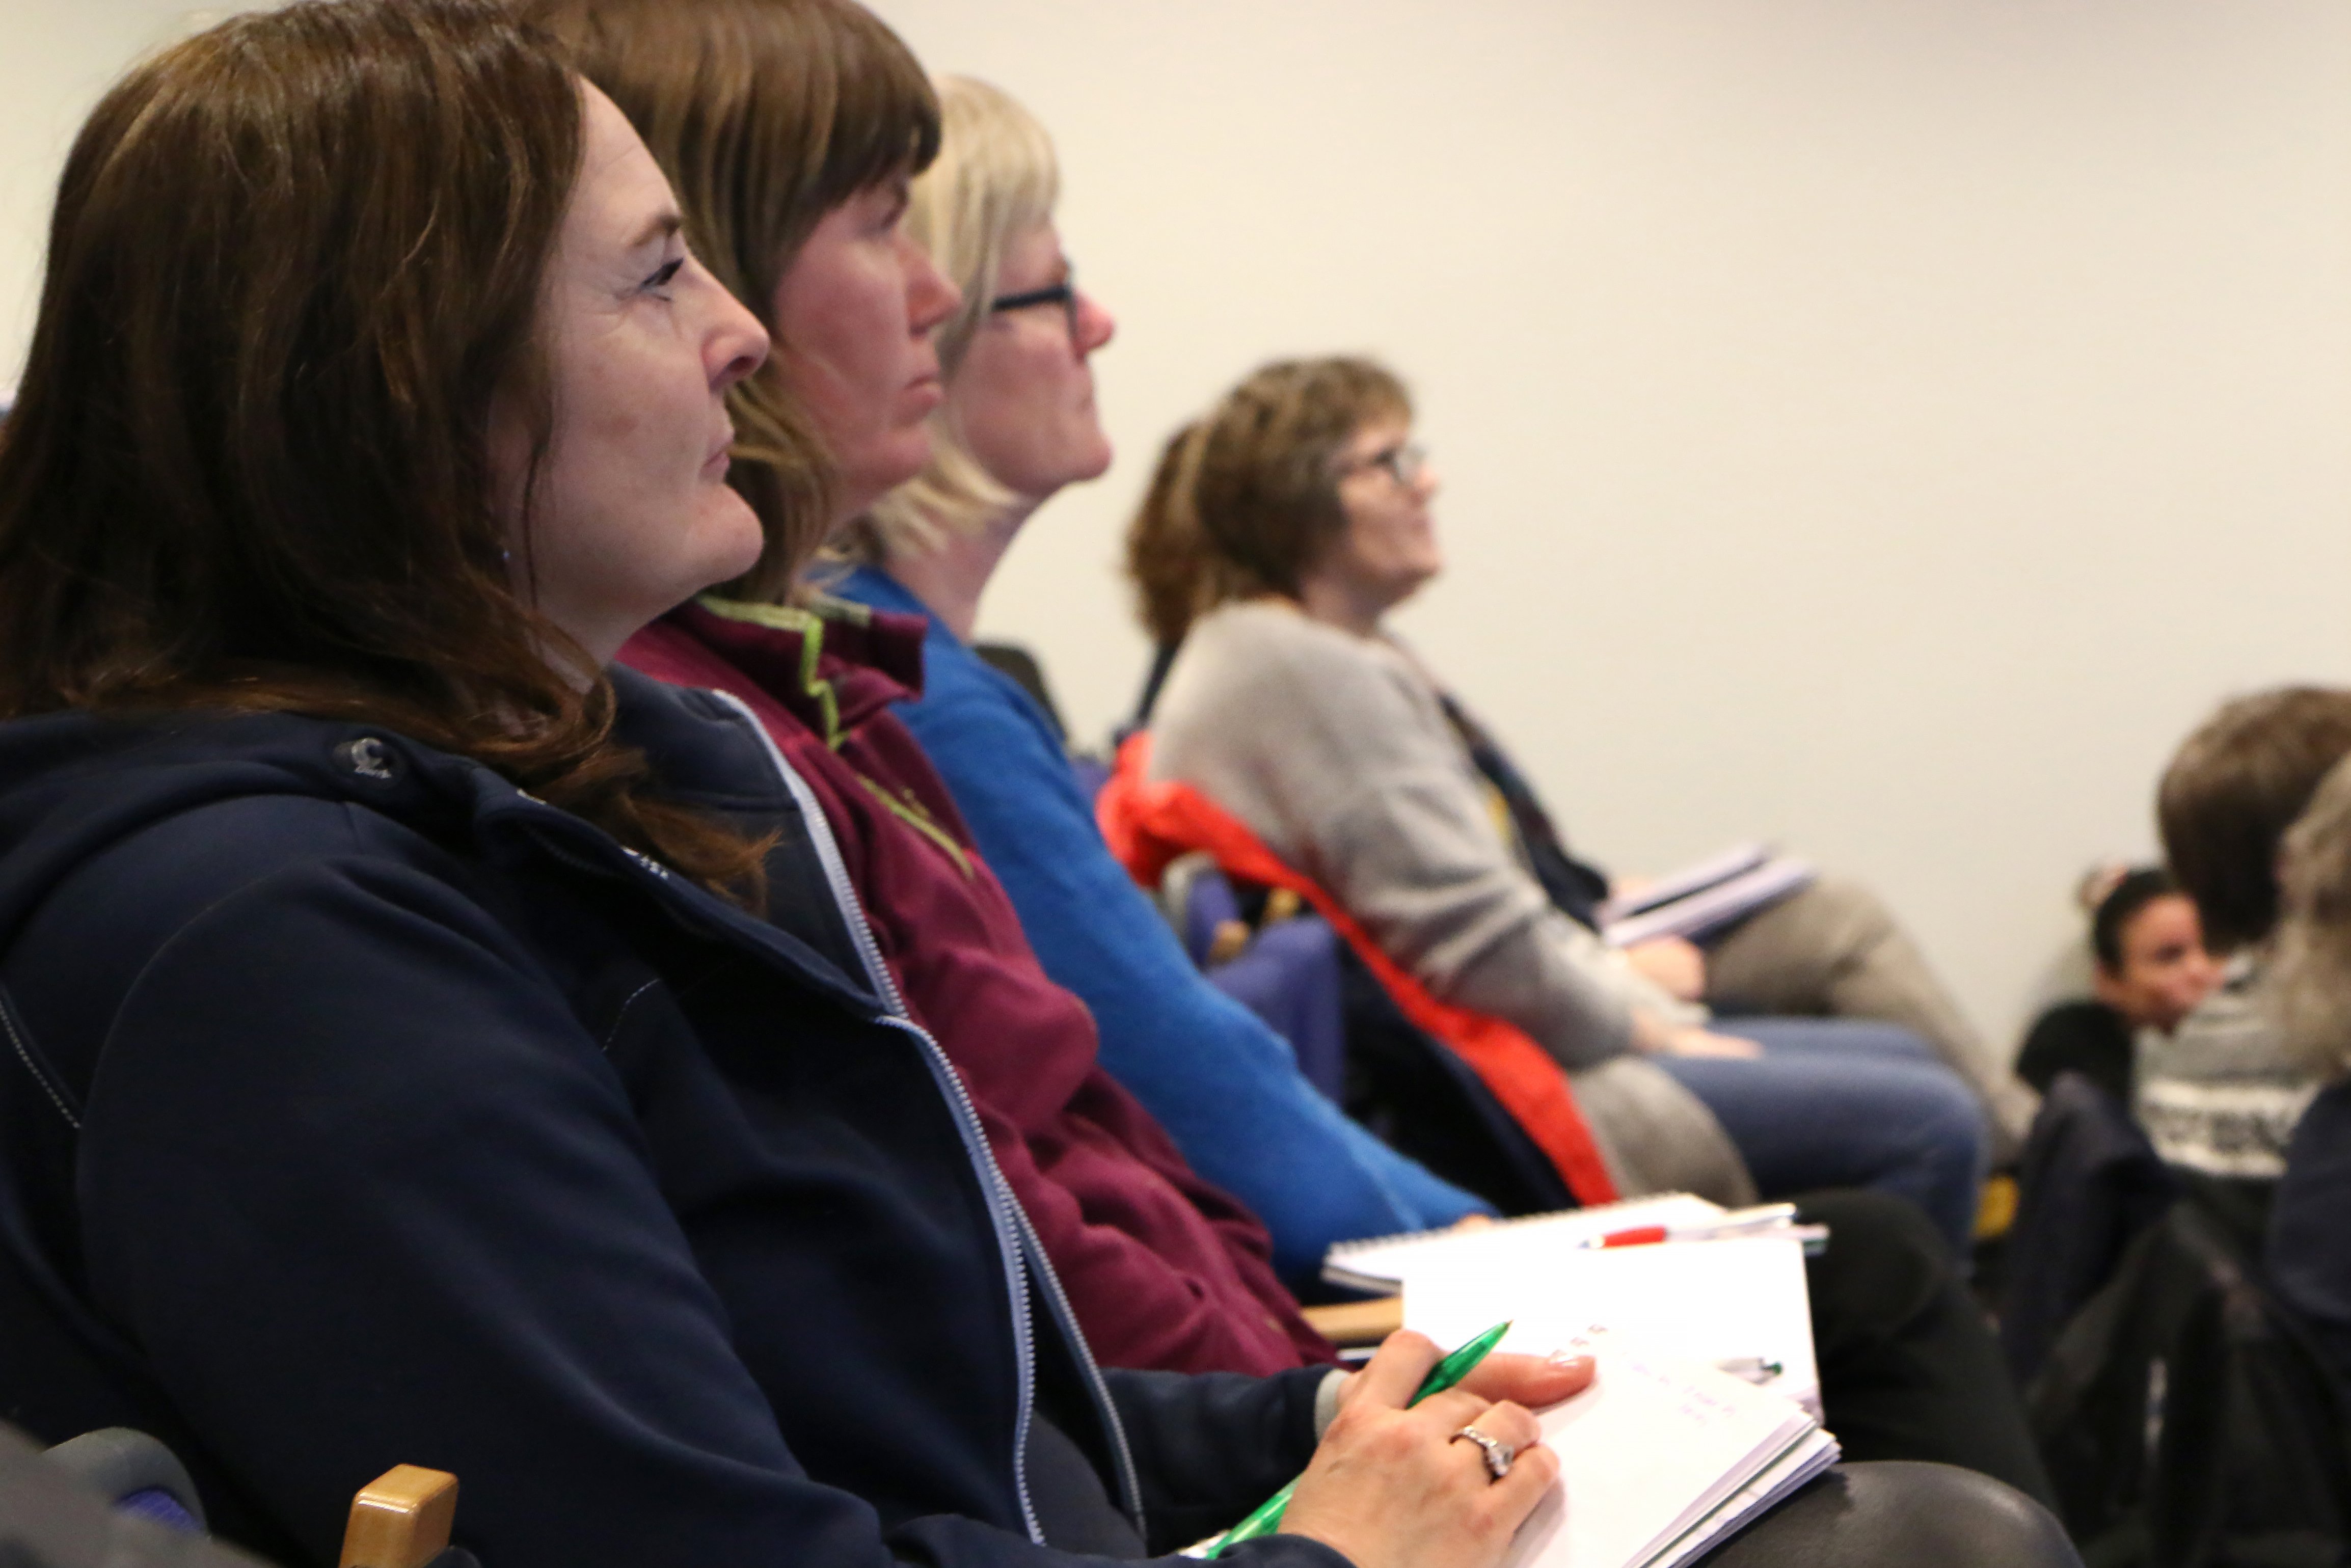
{"left": 1450, "top": 1424, "right": 1514, "bottom": 1481}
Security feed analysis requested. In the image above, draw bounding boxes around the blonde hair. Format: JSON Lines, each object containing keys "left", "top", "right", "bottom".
{"left": 845, "top": 75, "right": 1061, "bottom": 566}
{"left": 1124, "top": 357, "right": 1411, "bottom": 647}
{"left": 2269, "top": 750, "right": 2351, "bottom": 1080}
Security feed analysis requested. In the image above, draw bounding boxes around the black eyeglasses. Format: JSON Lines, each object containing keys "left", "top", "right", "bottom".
{"left": 1339, "top": 441, "right": 1429, "bottom": 490}
{"left": 988, "top": 269, "right": 1080, "bottom": 337}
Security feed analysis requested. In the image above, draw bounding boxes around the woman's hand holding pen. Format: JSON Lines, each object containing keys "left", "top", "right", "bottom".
{"left": 1278, "top": 1333, "right": 1593, "bottom": 1568}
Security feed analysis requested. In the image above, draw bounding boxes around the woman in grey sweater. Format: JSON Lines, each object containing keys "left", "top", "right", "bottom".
{"left": 1128, "top": 357, "right": 1999, "bottom": 1253}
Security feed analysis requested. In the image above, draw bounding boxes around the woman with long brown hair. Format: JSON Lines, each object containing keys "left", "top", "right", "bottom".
{"left": 0, "top": 4, "right": 1587, "bottom": 1564}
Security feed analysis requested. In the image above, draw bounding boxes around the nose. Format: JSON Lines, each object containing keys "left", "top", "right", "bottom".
{"left": 695, "top": 255, "right": 770, "bottom": 393}
{"left": 1075, "top": 289, "right": 1116, "bottom": 356}
{"left": 902, "top": 233, "right": 961, "bottom": 339}
{"left": 1415, "top": 459, "right": 1441, "bottom": 500}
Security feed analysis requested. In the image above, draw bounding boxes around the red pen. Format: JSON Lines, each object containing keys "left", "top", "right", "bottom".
{"left": 1591, "top": 1225, "right": 1671, "bottom": 1249}
{"left": 1576, "top": 1203, "right": 1803, "bottom": 1250}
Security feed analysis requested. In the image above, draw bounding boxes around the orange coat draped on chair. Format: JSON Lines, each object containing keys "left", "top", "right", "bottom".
{"left": 1097, "top": 733, "right": 1619, "bottom": 1208}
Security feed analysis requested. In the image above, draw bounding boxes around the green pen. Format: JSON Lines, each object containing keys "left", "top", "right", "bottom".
{"left": 1201, "top": 1320, "right": 1516, "bottom": 1557}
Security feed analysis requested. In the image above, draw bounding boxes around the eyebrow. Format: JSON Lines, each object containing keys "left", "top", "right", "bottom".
{"left": 626, "top": 210, "right": 684, "bottom": 252}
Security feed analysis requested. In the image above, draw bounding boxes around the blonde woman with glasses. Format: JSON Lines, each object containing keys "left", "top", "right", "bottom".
{"left": 827, "top": 78, "right": 1500, "bottom": 1277}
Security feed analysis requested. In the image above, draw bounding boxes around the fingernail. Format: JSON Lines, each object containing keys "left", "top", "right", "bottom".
{"left": 1548, "top": 1353, "right": 1594, "bottom": 1372}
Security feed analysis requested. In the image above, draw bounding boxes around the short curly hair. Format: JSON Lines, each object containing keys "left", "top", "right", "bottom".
{"left": 1124, "top": 356, "right": 1410, "bottom": 647}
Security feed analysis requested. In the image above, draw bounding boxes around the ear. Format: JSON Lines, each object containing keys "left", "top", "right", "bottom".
{"left": 2091, "top": 966, "right": 2128, "bottom": 1009}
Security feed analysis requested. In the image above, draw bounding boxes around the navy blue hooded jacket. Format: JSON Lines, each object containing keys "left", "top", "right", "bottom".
{"left": 0, "top": 671, "right": 1342, "bottom": 1568}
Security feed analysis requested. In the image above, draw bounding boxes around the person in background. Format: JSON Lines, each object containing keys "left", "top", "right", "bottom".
{"left": 824, "top": 74, "right": 1492, "bottom": 1278}
{"left": 2261, "top": 750, "right": 2351, "bottom": 1398}
{"left": 2139, "top": 686, "right": 2351, "bottom": 1182}
{"left": 1123, "top": 373, "right": 2035, "bottom": 1162}
{"left": 1109, "top": 357, "right": 1992, "bottom": 1255}
{"left": 2015, "top": 866, "right": 2221, "bottom": 1106}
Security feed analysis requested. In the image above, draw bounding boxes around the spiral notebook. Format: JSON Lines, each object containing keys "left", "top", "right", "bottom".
{"left": 1464, "top": 1323, "right": 1837, "bottom": 1568}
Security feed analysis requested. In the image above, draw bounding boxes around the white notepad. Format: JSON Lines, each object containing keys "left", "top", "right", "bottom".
{"left": 1323, "top": 1194, "right": 1728, "bottom": 1294}
{"left": 1482, "top": 1325, "right": 1839, "bottom": 1568}
{"left": 1404, "top": 1235, "right": 1821, "bottom": 1418}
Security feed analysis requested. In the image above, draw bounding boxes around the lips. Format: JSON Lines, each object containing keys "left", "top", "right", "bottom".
{"left": 701, "top": 426, "right": 736, "bottom": 477}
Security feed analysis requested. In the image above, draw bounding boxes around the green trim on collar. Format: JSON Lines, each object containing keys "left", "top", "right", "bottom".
{"left": 856, "top": 776, "right": 973, "bottom": 880}
{"left": 696, "top": 594, "right": 842, "bottom": 749}
{"left": 807, "top": 590, "right": 874, "bottom": 628}
{"left": 693, "top": 593, "right": 971, "bottom": 880}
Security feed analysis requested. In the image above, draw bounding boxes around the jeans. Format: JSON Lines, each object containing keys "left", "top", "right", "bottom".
{"left": 1655, "top": 1019, "right": 1989, "bottom": 1258}
{"left": 1705, "top": 876, "right": 2039, "bottom": 1159}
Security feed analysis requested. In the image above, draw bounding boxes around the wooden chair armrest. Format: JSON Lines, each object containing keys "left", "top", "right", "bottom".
{"left": 1301, "top": 1294, "right": 1403, "bottom": 1347}
{"left": 340, "top": 1464, "right": 457, "bottom": 1568}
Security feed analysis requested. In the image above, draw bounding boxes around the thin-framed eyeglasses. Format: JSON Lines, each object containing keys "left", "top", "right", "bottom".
{"left": 1338, "top": 440, "right": 1429, "bottom": 490}
{"left": 988, "top": 268, "right": 1080, "bottom": 338}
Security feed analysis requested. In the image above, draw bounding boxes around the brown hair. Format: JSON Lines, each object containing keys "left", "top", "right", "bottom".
{"left": 847, "top": 74, "right": 1058, "bottom": 566}
{"left": 519, "top": 0, "right": 939, "bottom": 599}
{"left": 1124, "top": 356, "right": 1410, "bottom": 647}
{"left": 0, "top": 0, "right": 764, "bottom": 896}
{"left": 2158, "top": 686, "right": 2351, "bottom": 952}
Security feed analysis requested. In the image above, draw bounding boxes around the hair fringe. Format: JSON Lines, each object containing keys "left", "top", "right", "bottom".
{"left": 524, "top": 0, "right": 941, "bottom": 598}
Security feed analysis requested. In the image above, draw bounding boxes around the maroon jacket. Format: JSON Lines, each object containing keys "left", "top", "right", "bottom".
{"left": 621, "top": 598, "right": 1337, "bottom": 1377}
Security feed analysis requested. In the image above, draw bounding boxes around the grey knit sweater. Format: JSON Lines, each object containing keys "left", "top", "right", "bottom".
{"left": 2137, "top": 953, "right": 2322, "bottom": 1180}
{"left": 1149, "top": 600, "right": 1752, "bottom": 1204}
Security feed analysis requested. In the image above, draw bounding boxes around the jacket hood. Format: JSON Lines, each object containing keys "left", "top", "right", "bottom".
{"left": 0, "top": 675, "right": 882, "bottom": 1019}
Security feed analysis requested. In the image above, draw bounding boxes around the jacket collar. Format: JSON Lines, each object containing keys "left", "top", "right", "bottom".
{"left": 835, "top": 565, "right": 942, "bottom": 639}
{"left": 672, "top": 594, "right": 928, "bottom": 751}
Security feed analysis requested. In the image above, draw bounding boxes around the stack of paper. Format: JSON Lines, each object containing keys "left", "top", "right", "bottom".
{"left": 1484, "top": 1326, "right": 1839, "bottom": 1568}
{"left": 1596, "top": 844, "right": 1815, "bottom": 949}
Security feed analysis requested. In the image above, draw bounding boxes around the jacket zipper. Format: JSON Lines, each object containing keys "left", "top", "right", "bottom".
{"left": 708, "top": 689, "right": 1152, "bottom": 1542}
{"left": 1008, "top": 1200, "right": 1147, "bottom": 1524}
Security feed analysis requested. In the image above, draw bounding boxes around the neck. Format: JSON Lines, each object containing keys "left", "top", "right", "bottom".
{"left": 1293, "top": 573, "right": 1391, "bottom": 640}
{"left": 880, "top": 497, "right": 1038, "bottom": 643}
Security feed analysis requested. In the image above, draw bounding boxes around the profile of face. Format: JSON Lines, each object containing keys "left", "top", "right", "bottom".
{"left": 2095, "top": 891, "right": 2223, "bottom": 1033}
{"left": 769, "top": 178, "right": 961, "bottom": 521}
{"left": 497, "top": 85, "right": 770, "bottom": 668}
{"left": 1311, "top": 418, "right": 1444, "bottom": 618}
{"left": 944, "top": 222, "right": 1116, "bottom": 503}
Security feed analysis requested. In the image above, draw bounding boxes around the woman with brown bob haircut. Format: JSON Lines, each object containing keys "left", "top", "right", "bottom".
{"left": 0, "top": 3, "right": 1591, "bottom": 1566}
{"left": 1113, "top": 359, "right": 1999, "bottom": 1260}
{"left": 520, "top": 0, "right": 1361, "bottom": 1383}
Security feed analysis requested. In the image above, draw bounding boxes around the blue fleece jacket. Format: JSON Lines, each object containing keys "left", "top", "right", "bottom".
{"left": 833, "top": 567, "right": 1487, "bottom": 1277}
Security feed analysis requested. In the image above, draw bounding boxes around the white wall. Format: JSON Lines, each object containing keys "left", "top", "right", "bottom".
{"left": 0, "top": 2, "right": 238, "bottom": 385}
{"left": 6, "top": 1, "right": 2348, "bottom": 1053}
